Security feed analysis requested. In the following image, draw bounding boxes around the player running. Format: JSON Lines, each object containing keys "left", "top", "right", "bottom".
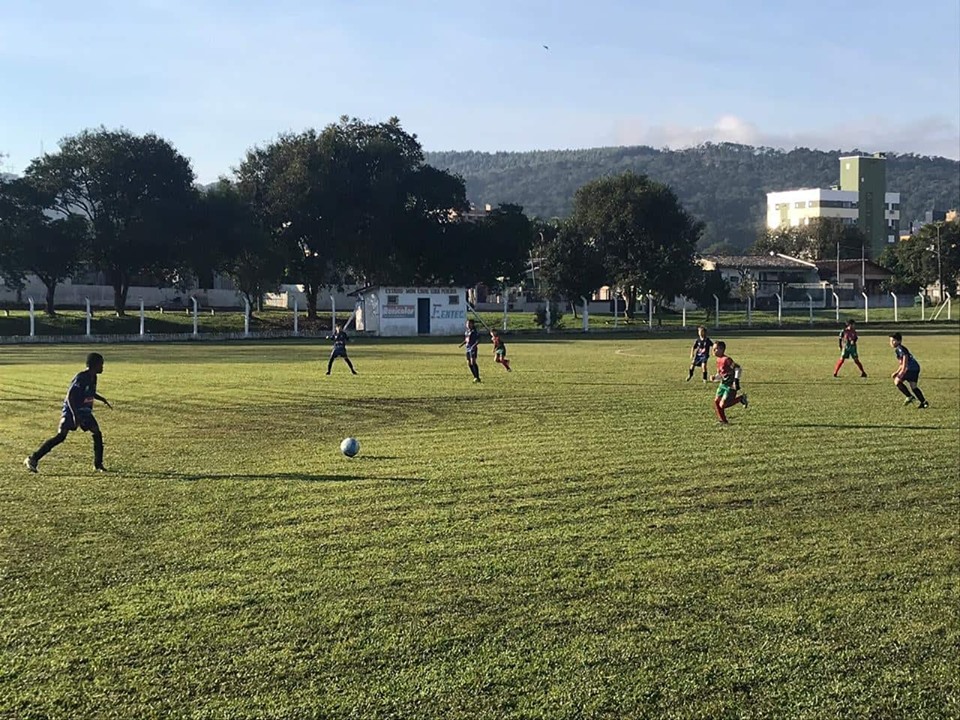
{"left": 490, "top": 329, "right": 511, "bottom": 371}
{"left": 24, "top": 352, "right": 112, "bottom": 473}
{"left": 710, "top": 341, "right": 748, "bottom": 424}
{"left": 687, "top": 325, "right": 713, "bottom": 382}
{"left": 889, "top": 333, "right": 928, "bottom": 408}
{"left": 834, "top": 319, "right": 867, "bottom": 377}
{"left": 459, "top": 319, "right": 481, "bottom": 382}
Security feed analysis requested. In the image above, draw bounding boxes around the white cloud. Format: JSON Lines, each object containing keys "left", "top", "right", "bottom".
{"left": 615, "top": 115, "right": 960, "bottom": 160}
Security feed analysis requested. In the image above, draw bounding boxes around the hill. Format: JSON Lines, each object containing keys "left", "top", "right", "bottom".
{"left": 425, "top": 143, "right": 960, "bottom": 251}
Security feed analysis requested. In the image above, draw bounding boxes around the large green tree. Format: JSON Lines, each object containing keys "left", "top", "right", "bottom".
{"left": 538, "top": 220, "right": 607, "bottom": 316}
{"left": 0, "top": 178, "right": 89, "bottom": 314}
{"left": 195, "top": 181, "right": 286, "bottom": 317}
{"left": 571, "top": 172, "right": 702, "bottom": 316}
{"left": 879, "top": 219, "right": 960, "bottom": 295}
{"left": 24, "top": 128, "right": 197, "bottom": 315}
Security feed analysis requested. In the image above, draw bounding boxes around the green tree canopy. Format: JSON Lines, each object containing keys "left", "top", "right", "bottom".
{"left": 24, "top": 128, "right": 197, "bottom": 315}
{"left": 571, "top": 172, "right": 702, "bottom": 315}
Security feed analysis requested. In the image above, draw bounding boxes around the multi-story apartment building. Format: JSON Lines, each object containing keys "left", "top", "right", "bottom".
{"left": 766, "top": 153, "right": 900, "bottom": 257}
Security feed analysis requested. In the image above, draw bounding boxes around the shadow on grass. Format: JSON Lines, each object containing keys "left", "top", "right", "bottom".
{"left": 783, "top": 422, "right": 945, "bottom": 431}
{"left": 119, "top": 470, "right": 424, "bottom": 483}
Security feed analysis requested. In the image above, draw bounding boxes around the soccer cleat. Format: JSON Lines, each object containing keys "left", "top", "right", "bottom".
{"left": 325, "top": 371, "right": 331, "bottom": 376}
{"left": 860, "top": 372, "right": 868, "bottom": 378}
{"left": 833, "top": 373, "right": 839, "bottom": 378}
{"left": 94, "top": 465, "right": 108, "bottom": 473}
{"left": 351, "top": 370, "right": 358, "bottom": 375}
{"left": 473, "top": 377, "right": 481, "bottom": 383}
{"left": 23, "top": 457, "right": 38, "bottom": 473}
{"left": 903, "top": 397, "right": 915, "bottom": 406}
{"left": 741, "top": 394, "right": 749, "bottom": 408}
{"left": 918, "top": 401, "right": 929, "bottom": 409}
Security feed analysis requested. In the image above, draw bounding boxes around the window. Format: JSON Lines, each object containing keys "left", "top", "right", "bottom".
{"left": 794, "top": 202, "right": 804, "bottom": 208}
{"left": 386, "top": 295, "right": 399, "bottom": 304}
{"left": 448, "top": 295, "right": 459, "bottom": 305}
{"left": 808, "top": 200, "right": 817, "bottom": 208}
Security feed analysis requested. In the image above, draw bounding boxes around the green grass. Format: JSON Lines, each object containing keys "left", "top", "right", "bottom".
{"left": 1, "top": 332, "right": 958, "bottom": 719}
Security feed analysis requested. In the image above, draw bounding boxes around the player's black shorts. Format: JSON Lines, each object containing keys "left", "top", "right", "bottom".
{"left": 901, "top": 369, "right": 920, "bottom": 384}
{"left": 330, "top": 346, "right": 348, "bottom": 359}
{"left": 59, "top": 414, "right": 100, "bottom": 434}
{"left": 692, "top": 353, "right": 709, "bottom": 367}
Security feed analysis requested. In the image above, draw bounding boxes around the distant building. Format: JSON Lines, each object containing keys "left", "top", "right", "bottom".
{"left": 766, "top": 153, "right": 900, "bottom": 257}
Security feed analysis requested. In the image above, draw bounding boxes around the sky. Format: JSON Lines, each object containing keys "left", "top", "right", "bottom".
{"left": 2, "top": 0, "right": 958, "bottom": 183}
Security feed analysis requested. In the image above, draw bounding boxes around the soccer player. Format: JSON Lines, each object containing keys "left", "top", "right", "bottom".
{"left": 687, "top": 325, "right": 713, "bottom": 381}
{"left": 710, "top": 341, "right": 748, "bottom": 424}
{"left": 24, "top": 352, "right": 112, "bottom": 473}
{"left": 889, "top": 333, "right": 928, "bottom": 408}
{"left": 834, "top": 319, "right": 867, "bottom": 377}
{"left": 325, "top": 323, "right": 357, "bottom": 375}
{"left": 490, "top": 329, "right": 512, "bottom": 371}
{"left": 458, "top": 318, "right": 481, "bottom": 382}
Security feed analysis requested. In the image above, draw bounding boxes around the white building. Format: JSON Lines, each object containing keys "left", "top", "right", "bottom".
{"left": 354, "top": 286, "right": 468, "bottom": 337}
{"left": 766, "top": 188, "right": 901, "bottom": 245}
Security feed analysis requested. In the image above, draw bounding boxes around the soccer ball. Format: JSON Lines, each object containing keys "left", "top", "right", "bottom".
{"left": 340, "top": 437, "right": 360, "bottom": 458}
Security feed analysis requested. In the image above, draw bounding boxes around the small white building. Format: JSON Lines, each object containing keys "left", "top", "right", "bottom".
{"left": 354, "top": 286, "right": 468, "bottom": 337}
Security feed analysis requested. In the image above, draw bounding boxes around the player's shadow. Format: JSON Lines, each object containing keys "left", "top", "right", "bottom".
{"left": 783, "top": 422, "right": 945, "bottom": 431}
{"left": 126, "top": 470, "right": 423, "bottom": 483}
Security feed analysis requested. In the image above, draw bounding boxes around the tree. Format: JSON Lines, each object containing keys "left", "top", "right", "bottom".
{"left": 24, "top": 128, "right": 197, "bottom": 315}
{"left": 753, "top": 218, "right": 865, "bottom": 261}
{"left": 879, "top": 219, "right": 960, "bottom": 295}
{"left": 470, "top": 203, "right": 534, "bottom": 288}
{"left": 571, "top": 172, "right": 702, "bottom": 317}
{"left": 538, "top": 221, "right": 607, "bottom": 316}
{"left": 0, "top": 178, "right": 89, "bottom": 314}
{"left": 686, "top": 269, "right": 731, "bottom": 323}
{"left": 196, "top": 181, "right": 285, "bottom": 317}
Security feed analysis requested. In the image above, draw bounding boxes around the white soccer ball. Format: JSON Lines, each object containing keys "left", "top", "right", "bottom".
{"left": 340, "top": 437, "right": 360, "bottom": 458}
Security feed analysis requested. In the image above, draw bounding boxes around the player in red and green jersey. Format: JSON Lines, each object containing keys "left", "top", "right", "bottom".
{"left": 710, "top": 341, "right": 748, "bottom": 424}
{"left": 834, "top": 319, "right": 867, "bottom": 377}
{"left": 490, "top": 329, "right": 511, "bottom": 371}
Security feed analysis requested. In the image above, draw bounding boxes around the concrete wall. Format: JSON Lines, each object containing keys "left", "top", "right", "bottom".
{"left": 0, "top": 277, "right": 244, "bottom": 309}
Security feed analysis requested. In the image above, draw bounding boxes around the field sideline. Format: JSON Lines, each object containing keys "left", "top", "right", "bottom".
{"left": 1, "top": 331, "right": 958, "bottom": 718}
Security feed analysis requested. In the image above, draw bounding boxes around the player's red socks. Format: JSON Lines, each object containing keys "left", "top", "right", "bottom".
{"left": 833, "top": 358, "right": 844, "bottom": 376}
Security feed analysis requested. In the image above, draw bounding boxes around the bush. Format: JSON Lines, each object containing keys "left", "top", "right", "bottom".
{"left": 533, "top": 304, "right": 563, "bottom": 329}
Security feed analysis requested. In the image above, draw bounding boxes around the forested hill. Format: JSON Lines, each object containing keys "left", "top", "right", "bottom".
{"left": 425, "top": 144, "right": 960, "bottom": 252}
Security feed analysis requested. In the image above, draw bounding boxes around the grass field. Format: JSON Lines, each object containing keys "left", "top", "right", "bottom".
{"left": 1, "top": 331, "right": 958, "bottom": 719}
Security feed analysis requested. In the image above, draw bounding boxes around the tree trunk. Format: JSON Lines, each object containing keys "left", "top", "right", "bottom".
{"left": 305, "top": 283, "right": 319, "bottom": 319}
{"left": 625, "top": 286, "right": 637, "bottom": 319}
{"left": 569, "top": 300, "right": 578, "bottom": 319}
{"left": 42, "top": 279, "right": 58, "bottom": 316}
{"left": 111, "top": 270, "right": 129, "bottom": 317}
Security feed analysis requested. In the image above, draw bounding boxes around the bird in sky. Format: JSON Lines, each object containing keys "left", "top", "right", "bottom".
{"left": 543, "top": 45, "right": 549, "bottom": 50}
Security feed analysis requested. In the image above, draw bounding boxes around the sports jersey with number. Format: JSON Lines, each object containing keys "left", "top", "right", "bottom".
{"left": 465, "top": 328, "right": 479, "bottom": 351}
{"left": 715, "top": 355, "right": 737, "bottom": 385}
{"left": 692, "top": 337, "right": 713, "bottom": 357}
{"left": 331, "top": 331, "right": 349, "bottom": 350}
{"left": 839, "top": 328, "right": 858, "bottom": 348}
{"left": 895, "top": 345, "right": 920, "bottom": 372}
{"left": 62, "top": 370, "right": 97, "bottom": 418}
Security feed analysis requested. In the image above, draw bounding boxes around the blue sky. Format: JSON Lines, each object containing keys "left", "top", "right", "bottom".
{"left": 2, "top": 0, "right": 958, "bottom": 182}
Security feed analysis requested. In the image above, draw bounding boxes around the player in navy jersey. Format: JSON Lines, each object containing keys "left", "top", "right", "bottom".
{"left": 889, "top": 333, "right": 928, "bottom": 408}
{"left": 24, "top": 352, "right": 112, "bottom": 473}
{"left": 325, "top": 323, "right": 357, "bottom": 375}
{"left": 458, "top": 319, "right": 481, "bottom": 382}
{"left": 687, "top": 326, "right": 714, "bottom": 382}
